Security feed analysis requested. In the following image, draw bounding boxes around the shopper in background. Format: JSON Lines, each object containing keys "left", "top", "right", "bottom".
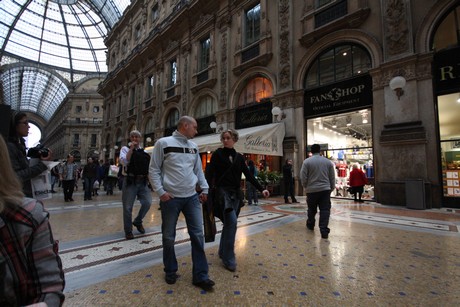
{"left": 349, "top": 163, "right": 368, "bottom": 203}
{"left": 149, "top": 116, "right": 214, "bottom": 291}
{"left": 59, "top": 154, "right": 78, "bottom": 202}
{"left": 6, "top": 111, "right": 52, "bottom": 198}
{"left": 82, "top": 157, "right": 98, "bottom": 201}
{"left": 300, "top": 144, "right": 335, "bottom": 239}
{"left": 0, "top": 135, "right": 65, "bottom": 306}
{"left": 246, "top": 160, "right": 260, "bottom": 206}
{"left": 282, "top": 159, "right": 299, "bottom": 204}
{"left": 206, "top": 129, "right": 269, "bottom": 272}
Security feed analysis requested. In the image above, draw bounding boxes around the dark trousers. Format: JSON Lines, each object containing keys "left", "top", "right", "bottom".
{"left": 306, "top": 190, "right": 331, "bottom": 235}
{"left": 62, "top": 179, "right": 75, "bottom": 201}
{"left": 284, "top": 178, "right": 297, "bottom": 202}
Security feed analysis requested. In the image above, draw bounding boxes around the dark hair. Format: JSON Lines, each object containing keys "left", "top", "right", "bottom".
{"left": 311, "top": 144, "right": 321, "bottom": 154}
{"left": 8, "top": 110, "right": 27, "bottom": 141}
{"left": 248, "top": 160, "right": 254, "bottom": 167}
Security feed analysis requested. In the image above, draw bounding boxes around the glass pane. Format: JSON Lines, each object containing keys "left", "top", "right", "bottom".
{"left": 335, "top": 45, "right": 352, "bottom": 80}
{"left": 352, "top": 46, "right": 371, "bottom": 74}
{"left": 319, "top": 50, "right": 334, "bottom": 85}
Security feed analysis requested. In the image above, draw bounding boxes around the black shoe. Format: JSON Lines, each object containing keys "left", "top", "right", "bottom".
{"left": 223, "top": 263, "right": 236, "bottom": 272}
{"left": 125, "top": 232, "right": 134, "bottom": 240}
{"left": 306, "top": 221, "right": 314, "bottom": 231}
{"left": 321, "top": 233, "right": 329, "bottom": 239}
{"left": 292, "top": 199, "right": 299, "bottom": 203}
{"left": 165, "top": 274, "right": 179, "bottom": 285}
{"left": 69, "top": 198, "right": 74, "bottom": 201}
{"left": 133, "top": 222, "right": 145, "bottom": 234}
{"left": 193, "top": 279, "right": 215, "bottom": 291}
{"left": 284, "top": 200, "right": 291, "bottom": 204}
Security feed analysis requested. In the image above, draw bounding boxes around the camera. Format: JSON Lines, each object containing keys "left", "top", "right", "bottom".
{"left": 27, "top": 144, "right": 50, "bottom": 158}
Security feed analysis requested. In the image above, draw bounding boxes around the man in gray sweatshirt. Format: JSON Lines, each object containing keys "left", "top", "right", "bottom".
{"left": 300, "top": 144, "right": 336, "bottom": 239}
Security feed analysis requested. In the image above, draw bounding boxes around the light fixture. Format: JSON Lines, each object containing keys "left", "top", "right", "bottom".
{"left": 361, "top": 111, "right": 368, "bottom": 124}
{"left": 271, "top": 106, "right": 285, "bottom": 122}
{"left": 389, "top": 76, "right": 406, "bottom": 100}
{"left": 331, "top": 118, "right": 337, "bottom": 128}
{"left": 114, "top": 145, "right": 118, "bottom": 150}
{"left": 346, "top": 115, "right": 352, "bottom": 126}
{"left": 210, "top": 121, "right": 217, "bottom": 129}
{"left": 457, "top": 94, "right": 460, "bottom": 103}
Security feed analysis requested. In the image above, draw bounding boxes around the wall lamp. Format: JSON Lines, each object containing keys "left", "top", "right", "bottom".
{"left": 271, "top": 106, "right": 286, "bottom": 122}
{"left": 210, "top": 121, "right": 223, "bottom": 133}
{"left": 389, "top": 76, "right": 406, "bottom": 100}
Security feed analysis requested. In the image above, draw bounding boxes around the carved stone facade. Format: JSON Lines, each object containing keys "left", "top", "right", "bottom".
{"left": 97, "top": 0, "right": 459, "bottom": 208}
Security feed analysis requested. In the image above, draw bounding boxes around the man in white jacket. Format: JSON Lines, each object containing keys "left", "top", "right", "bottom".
{"left": 149, "top": 116, "right": 214, "bottom": 291}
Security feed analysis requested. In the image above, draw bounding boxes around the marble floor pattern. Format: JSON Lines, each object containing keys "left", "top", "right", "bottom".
{"left": 44, "top": 188, "right": 460, "bottom": 306}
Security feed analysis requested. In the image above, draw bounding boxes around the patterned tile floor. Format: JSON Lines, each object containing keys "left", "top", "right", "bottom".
{"left": 43, "top": 188, "right": 460, "bottom": 306}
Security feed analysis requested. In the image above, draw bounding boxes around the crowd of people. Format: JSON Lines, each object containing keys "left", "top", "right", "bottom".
{"left": 2, "top": 110, "right": 373, "bottom": 301}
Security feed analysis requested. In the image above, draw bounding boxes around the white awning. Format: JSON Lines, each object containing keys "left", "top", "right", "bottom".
{"left": 191, "top": 123, "right": 285, "bottom": 156}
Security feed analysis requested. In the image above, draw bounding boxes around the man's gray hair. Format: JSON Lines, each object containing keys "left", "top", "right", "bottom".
{"left": 130, "top": 130, "right": 142, "bottom": 137}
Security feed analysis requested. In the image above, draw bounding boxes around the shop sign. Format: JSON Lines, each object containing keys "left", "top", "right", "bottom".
{"left": 196, "top": 115, "right": 215, "bottom": 135}
{"left": 304, "top": 75, "right": 372, "bottom": 118}
{"left": 434, "top": 47, "right": 460, "bottom": 95}
{"left": 235, "top": 100, "right": 272, "bottom": 129}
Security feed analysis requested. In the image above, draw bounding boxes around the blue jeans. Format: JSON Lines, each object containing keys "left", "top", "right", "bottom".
{"left": 83, "top": 177, "right": 94, "bottom": 200}
{"left": 218, "top": 190, "right": 240, "bottom": 268}
{"left": 160, "top": 194, "right": 209, "bottom": 283}
{"left": 306, "top": 190, "right": 331, "bottom": 235}
{"left": 122, "top": 177, "right": 152, "bottom": 234}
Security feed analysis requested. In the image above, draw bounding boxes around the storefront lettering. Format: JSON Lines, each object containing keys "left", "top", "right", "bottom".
{"left": 309, "top": 85, "right": 365, "bottom": 104}
{"left": 244, "top": 134, "right": 272, "bottom": 149}
{"left": 439, "top": 64, "right": 460, "bottom": 81}
{"left": 240, "top": 112, "right": 270, "bottom": 124}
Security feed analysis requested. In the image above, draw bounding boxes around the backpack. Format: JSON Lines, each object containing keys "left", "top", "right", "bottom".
{"left": 127, "top": 148, "right": 151, "bottom": 176}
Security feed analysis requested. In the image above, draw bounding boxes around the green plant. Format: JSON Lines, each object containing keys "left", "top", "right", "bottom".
{"left": 257, "top": 170, "right": 281, "bottom": 187}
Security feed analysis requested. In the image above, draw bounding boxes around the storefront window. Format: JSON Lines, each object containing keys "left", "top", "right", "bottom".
{"left": 307, "top": 109, "right": 374, "bottom": 200}
{"left": 439, "top": 93, "right": 460, "bottom": 198}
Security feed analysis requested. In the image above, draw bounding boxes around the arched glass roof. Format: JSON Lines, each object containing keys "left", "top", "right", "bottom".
{"left": 0, "top": 0, "right": 130, "bottom": 121}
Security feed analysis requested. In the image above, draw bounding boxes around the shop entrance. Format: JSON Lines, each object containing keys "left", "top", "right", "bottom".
{"left": 306, "top": 108, "right": 374, "bottom": 200}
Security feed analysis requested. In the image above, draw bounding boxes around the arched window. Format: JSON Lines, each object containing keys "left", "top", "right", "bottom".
{"left": 238, "top": 76, "right": 273, "bottom": 106}
{"left": 165, "top": 109, "right": 179, "bottom": 136}
{"left": 431, "top": 4, "right": 460, "bottom": 51}
{"left": 195, "top": 95, "right": 217, "bottom": 118}
{"left": 305, "top": 44, "right": 371, "bottom": 88}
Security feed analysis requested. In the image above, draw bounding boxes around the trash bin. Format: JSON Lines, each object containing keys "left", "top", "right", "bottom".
{"left": 405, "top": 179, "right": 426, "bottom": 209}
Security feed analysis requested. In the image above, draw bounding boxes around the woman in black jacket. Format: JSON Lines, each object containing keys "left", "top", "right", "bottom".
{"left": 6, "top": 111, "right": 52, "bottom": 198}
{"left": 205, "top": 129, "right": 269, "bottom": 272}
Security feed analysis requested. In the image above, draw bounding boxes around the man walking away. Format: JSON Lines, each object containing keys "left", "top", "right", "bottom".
{"left": 300, "top": 144, "right": 335, "bottom": 239}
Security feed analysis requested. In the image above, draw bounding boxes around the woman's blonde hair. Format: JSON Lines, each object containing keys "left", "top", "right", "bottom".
{"left": 220, "top": 128, "right": 239, "bottom": 142}
{"left": 0, "top": 136, "right": 24, "bottom": 213}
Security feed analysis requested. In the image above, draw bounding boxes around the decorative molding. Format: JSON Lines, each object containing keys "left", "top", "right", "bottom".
{"left": 279, "top": 0, "right": 291, "bottom": 89}
{"left": 384, "top": 0, "right": 410, "bottom": 56}
{"left": 219, "top": 31, "right": 228, "bottom": 108}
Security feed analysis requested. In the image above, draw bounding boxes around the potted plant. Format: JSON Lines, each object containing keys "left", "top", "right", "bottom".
{"left": 257, "top": 170, "right": 282, "bottom": 195}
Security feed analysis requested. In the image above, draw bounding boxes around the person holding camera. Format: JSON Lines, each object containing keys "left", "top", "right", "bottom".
{"left": 6, "top": 111, "right": 52, "bottom": 198}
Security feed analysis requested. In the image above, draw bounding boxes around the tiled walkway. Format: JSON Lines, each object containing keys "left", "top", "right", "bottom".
{"left": 44, "top": 189, "right": 460, "bottom": 306}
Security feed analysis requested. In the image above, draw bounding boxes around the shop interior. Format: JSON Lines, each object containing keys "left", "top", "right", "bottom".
{"left": 307, "top": 108, "right": 374, "bottom": 200}
{"left": 438, "top": 92, "right": 460, "bottom": 199}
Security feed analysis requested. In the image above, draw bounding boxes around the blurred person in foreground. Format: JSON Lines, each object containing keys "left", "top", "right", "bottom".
{"left": 7, "top": 111, "right": 52, "bottom": 198}
{"left": 0, "top": 136, "right": 65, "bottom": 306}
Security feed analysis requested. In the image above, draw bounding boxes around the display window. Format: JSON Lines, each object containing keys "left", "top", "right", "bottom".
{"left": 438, "top": 93, "right": 460, "bottom": 200}
{"left": 306, "top": 108, "right": 374, "bottom": 200}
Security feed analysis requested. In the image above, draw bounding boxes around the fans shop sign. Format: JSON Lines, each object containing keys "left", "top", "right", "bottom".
{"left": 304, "top": 75, "right": 372, "bottom": 118}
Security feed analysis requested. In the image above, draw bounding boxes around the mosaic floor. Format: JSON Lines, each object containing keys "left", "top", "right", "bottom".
{"left": 43, "top": 188, "right": 460, "bottom": 306}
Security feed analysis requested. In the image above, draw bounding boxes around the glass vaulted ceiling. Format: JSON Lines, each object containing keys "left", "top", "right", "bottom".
{"left": 0, "top": 0, "right": 130, "bottom": 121}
